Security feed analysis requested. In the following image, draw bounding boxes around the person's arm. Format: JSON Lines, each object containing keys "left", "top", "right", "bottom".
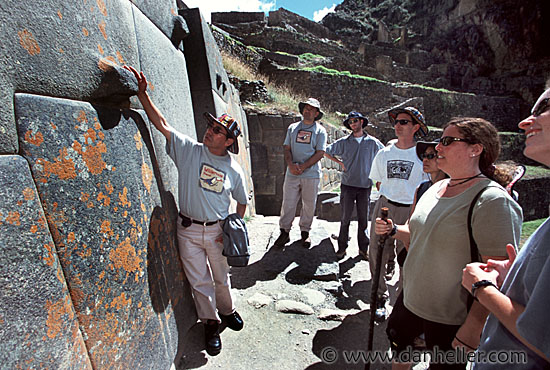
{"left": 124, "top": 65, "right": 173, "bottom": 142}
{"left": 323, "top": 152, "right": 346, "bottom": 171}
{"left": 284, "top": 145, "right": 301, "bottom": 175}
{"left": 298, "top": 150, "right": 325, "bottom": 172}
{"left": 236, "top": 203, "right": 247, "bottom": 219}
{"left": 374, "top": 218, "right": 411, "bottom": 246}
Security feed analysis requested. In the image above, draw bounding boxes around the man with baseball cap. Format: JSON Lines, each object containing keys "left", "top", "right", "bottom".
{"left": 273, "top": 98, "right": 327, "bottom": 248}
{"left": 367, "top": 106, "right": 429, "bottom": 322}
{"left": 124, "top": 65, "right": 248, "bottom": 356}
{"left": 324, "top": 111, "right": 383, "bottom": 259}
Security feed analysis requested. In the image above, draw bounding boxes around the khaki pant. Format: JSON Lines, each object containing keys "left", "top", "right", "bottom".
{"left": 177, "top": 217, "right": 234, "bottom": 322}
{"left": 279, "top": 175, "right": 320, "bottom": 232}
{"left": 368, "top": 196, "right": 411, "bottom": 299}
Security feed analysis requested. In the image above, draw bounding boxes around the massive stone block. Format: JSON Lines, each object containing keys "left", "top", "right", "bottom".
{"left": 0, "top": 155, "right": 91, "bottom": 368}
{"left": 16, "top": 93, "right": 195, "bottom": 369}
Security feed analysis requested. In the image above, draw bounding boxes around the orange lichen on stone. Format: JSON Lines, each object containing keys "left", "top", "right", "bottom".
{"left": 134, "top": 131, "right": 143, "bottom": 150}
{"left": 100, "top": 220, "right": 114, "bottom": 237}
{"left": 105, "top": 181, "right": 114, "bottom": 194}
{"left": 98, "top": 20, "right": 107, "bottom": 40}
{"left": 67, "top": 232, "right": 76, "bottom": 243}
{"left": 140, "top": 202, "right": 146, "bottom": 213}
{"left": 109, "top": 237, "right": 142, "bottom": 273}
{"left": 171, "top": 7, "right": 177, "bottom": 16}
{"left": 45, "top": 296, "right": 74, "bottom": 339}
{"left": 142, "top": 162, "right": 153, "bottom": 193}
{"left": 116, "top": 51, "right": 124, "bottom": 64}
{"left": 77, "top": 244, "right": 91, "bottom": 259}
{"left": 24, "top": 130, "right": 44, "bottom": 146}
{"left": 6, "top": 211, "right": 21, "bottom": 226}
{"left": 57, "top": 10, "right": 62, "bottom": 19}
{"left": 97, "top": 192, "right": 111, "bottom": 207}
{"left": 82, "top": 27, "right": 89, "bottom": 37}
{"left": 84, "top": 127, "right": 97, "bottom": 144}
{"left": 97, "top": 43, "right": 104, "bottom": 55}
{"left": 72, "top": 139, "right": 107, "bottom": 176}
{"left": 80, "top": 192, "right": 90, "bottom": 202}
{"left": 30, "top": 224, "right": 38, "bottom": 233}
{"left": 118, "top": 187, "right": 131, "bottom": 208}
{"left": 76, "top": 110, "right": 88, "bottom": 124}
{"left": 23, "top": 187, "right": 34, "bottom": 201}
{"left": 18, "top": 29, "right": 40, "bottom": 56}
{"left": 43, "top": 242, "right": 56, "bottom": 267}
{"left": 36, "top": 147, "right": 77, "bottom": 180}
{"left": 50, "top": 121, "right": 58, "bottom": 130}
{"left": 98, "top": 57, "right": 116, "bottom": 72}
{"left": 111, "top": 292, "right": 132, "bottom": 310}
{"left": 97, "top": 0, "right": 107, "bottom": 16}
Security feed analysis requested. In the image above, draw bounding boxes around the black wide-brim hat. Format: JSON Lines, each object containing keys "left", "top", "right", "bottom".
{"left": 415, "top": 139, "right": 439, "bottom": 160}
{"left": 204, "top": 112, "right": 241, "bottom": 154}
{"left": 343, "top": 111, "right": 369, "bottom": 129}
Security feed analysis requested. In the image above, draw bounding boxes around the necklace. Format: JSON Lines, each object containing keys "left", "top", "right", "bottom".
{"left": 447, "top": 173, "right": 483, "bottom": 188}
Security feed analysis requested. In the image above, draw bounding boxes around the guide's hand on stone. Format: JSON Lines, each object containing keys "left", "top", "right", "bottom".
{"left": 123, "top": 65, "right": 148, "bottom": 96}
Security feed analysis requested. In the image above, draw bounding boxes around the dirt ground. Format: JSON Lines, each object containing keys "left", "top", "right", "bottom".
{"left": 176, "top": 215, "right": 428, "bottom": 370}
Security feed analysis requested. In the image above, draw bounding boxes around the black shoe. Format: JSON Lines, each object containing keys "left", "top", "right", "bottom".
{"left": 385, "top": 261, "right": 395, "bottom": 280}
{"left": 301, "top": 231, "right": 311, "bottom": 248}
{"left": 374, "top": 297, "right": 387, "bottom": 322}
{"left": 204, "top": 320, "right": 221, "bottom": 356}
{"left": 358, "top": 250, "right": 369, "bottom": 261}
{"left": 274, "top": 229, "right": 290, "bottom": 247}
{"left": 220, "top": 311, "right": 244, "bottom": 331}
{"left": 335, "top": 248, "right": 346, "bottom": 259}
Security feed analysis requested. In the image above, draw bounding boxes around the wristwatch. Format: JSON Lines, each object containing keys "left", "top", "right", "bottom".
{"left": 471, "top": 280, "right": 497, "bottom": 300}
{"left": 389, "top": 223, "right": 397, "bottom": 237}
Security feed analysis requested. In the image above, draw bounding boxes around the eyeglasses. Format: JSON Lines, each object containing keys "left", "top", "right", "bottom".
{"left": 420, "top": 153, "right": 437, "bottom": 160}
{"left": 393, "top": 119, "right": 412, "bottom": 126}
{"left": 207, "top": 122, "right": 228, "bottom": 137}
{"left": 532, "top": 98, "right": 549, "bottom": 117}
{"left": 349, "top": 118, "right": 362, "bottom": 124}
{"left": 439, "top": 136, "right": 470, "bottom": 146}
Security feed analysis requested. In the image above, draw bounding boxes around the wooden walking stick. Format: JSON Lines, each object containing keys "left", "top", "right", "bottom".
{"left": 366, "top": 207, "right": 389, "bottom": 370}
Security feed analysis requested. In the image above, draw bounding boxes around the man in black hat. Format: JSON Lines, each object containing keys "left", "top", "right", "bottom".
{"left": 273, "top": 98, "right": 327, "bottom": 248}
{"left": 124, "top": 66, "right": 248, "bottom": 357}
{"left": 324, "top": 111, "right": 383, "bottom": 259}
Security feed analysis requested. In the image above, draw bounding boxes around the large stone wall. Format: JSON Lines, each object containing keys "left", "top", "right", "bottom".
{"left": 0, "top": 1, "right": 252, "bottom": 368}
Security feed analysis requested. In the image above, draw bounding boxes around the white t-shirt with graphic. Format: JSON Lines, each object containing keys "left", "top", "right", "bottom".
{"left": 167, "top": 131, "right": 248, "bottom": 222}
{"left": 283, "top": 120, "right": 327, "bottom": 179}
{"left": 369, "top": 142, "right": 428, "bottom": 204}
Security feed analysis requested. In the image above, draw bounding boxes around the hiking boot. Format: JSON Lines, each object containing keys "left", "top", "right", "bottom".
{"left": 335, "top": 248, "right": 346, "bottom": 259}
{"left": 385, "top": 261, "right": 395, "bottom": 280}
{"left": 358, "top": 250, "right": 369, "bottom": 261}
{"left": 374, "top": 296, "right": 387, "bottom": 322}
{"left": 204, "top": 320, "right": 221, "bottom": 356}
{"left": 220, "top": 311, "right": 244, "bottom": 331}
{"left": 274, "top": 229, "right": 290, "bottom": 247}
{"left": 301, "top": 231, "right": 311, "bottom": 248}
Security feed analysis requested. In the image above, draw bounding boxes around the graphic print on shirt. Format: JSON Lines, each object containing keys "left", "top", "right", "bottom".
{"left": 199, "top": 163, "right": 226, "bottom": 193}
{"left": 387, "top": 160, "right": 414, "bottom": 180}
{"left": 296, "top": 130, "right": 312, "bottom": 144}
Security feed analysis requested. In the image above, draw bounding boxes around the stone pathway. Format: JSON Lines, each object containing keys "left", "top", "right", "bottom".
{"left": 177, "top": 215, "right": 428, "bottom": 370}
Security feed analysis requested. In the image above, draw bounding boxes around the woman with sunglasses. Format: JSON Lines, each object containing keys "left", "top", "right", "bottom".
{"left": 375, "top": 117, "right": 522, "bottom": 370}
{"left": 461, "top": 82, "right": 550, "bottom": 369}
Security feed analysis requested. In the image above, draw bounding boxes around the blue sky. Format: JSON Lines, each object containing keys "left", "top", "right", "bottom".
{"left": 183, "top": 0, "right": 341, "bottom": 22}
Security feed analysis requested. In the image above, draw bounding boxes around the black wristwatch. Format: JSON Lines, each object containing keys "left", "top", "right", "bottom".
{"left": 389, "top": 223, "right": 397, "bottom": 237}
{"left": 471, "top": 280, "right": 497, "bottom": 299}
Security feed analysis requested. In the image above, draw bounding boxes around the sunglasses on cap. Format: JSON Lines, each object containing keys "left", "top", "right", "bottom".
{"left": 206, "top": 121, "right": 228, "bottom": 137}
{"left": 439, "top": 136, "right": 471, "bottom": 146}
{"left": 532, "top": 98, "right": 549, "bottom": 117}
{"left": 393, "top": 119, "right": 412, "bottom": 126}
{"left": 420, "top": 153, "right": 437, "bottom": 160}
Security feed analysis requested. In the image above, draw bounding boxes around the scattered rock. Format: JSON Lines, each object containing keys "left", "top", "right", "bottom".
{"left": 313, "top": 262, "right": 339, "bottom": 281}
{"left": 322, "top": 281, "right": 343, "bottom": 295}
{"left": 301, "top": 288, "right": 326, "bottom": 306}
{"left": 247, "top": 292, "right": 273, "bottom": 308}
{"left": 318, "top": 308, "right": 360, "bottom": 321}
{"left": 275, "top": 300, "right": 314, "bottom": 315}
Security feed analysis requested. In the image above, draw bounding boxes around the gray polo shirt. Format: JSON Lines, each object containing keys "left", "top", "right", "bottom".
{"left": 325, "top": 133, "right": 383, "bottom": 188}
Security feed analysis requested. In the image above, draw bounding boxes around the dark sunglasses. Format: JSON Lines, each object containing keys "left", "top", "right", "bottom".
{"left": 393, "top": 119, "right": 412, "bottom": 126}
{"left": 532, "top": 98, "right": 549, "bottom": 117}
{"left": 439, "top": 136, "right": 470, "bottom": 146}
{"left": 207, "top": 122, "right": 228, "bottom": 137}
{"left": 420, "top": 153, "right": 437, "bottom": 160}
{"left": 349, "top": 118, "right": 362, "bottom": 124}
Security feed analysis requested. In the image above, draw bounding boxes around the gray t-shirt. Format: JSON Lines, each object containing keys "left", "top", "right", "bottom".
{"left": 474, "top": 218, "right": 550, "bottom": 369}
{"left": 283, "top": 120, "right": 327, "bottom": 179}
{"left": 404, "top": 179, "right": 523, "bottom": 325}
{"left": 325, "top": 133, "right": 383, "bottom": 188}
{"left": 166, "top": 131, "right": 248, "bottom": 222}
